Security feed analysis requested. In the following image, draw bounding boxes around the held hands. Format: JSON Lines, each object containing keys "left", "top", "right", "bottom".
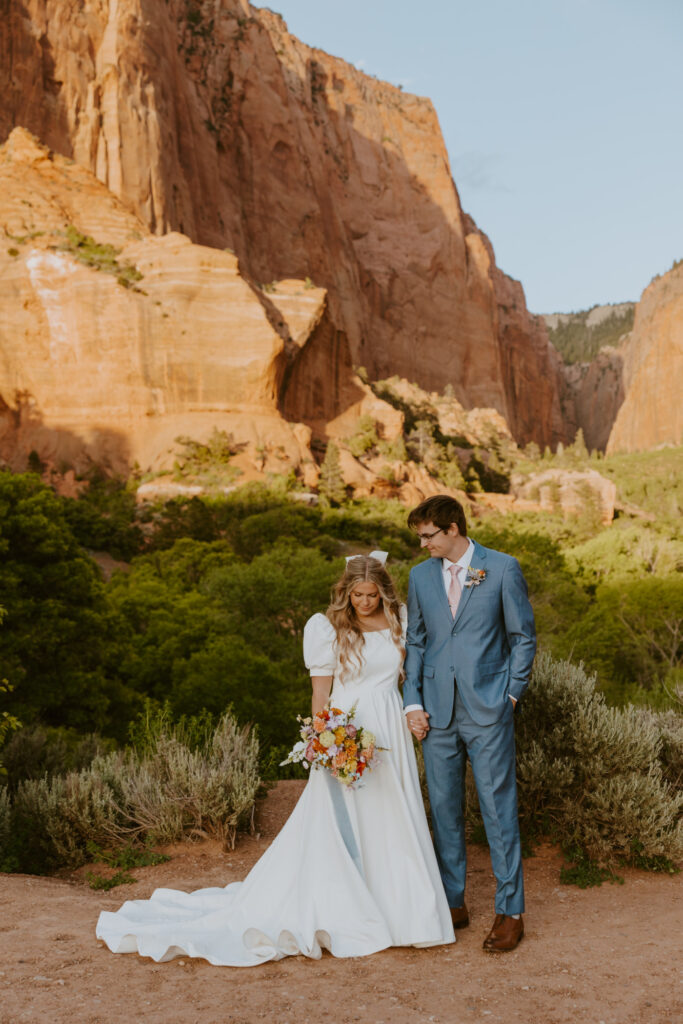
{"left": 406, "top": 709, "right": 430, "bottom": 741}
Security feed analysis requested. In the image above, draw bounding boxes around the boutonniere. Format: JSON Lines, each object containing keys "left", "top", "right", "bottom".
{"left": 464, "top": 567, "right": 487, "bottom": 588}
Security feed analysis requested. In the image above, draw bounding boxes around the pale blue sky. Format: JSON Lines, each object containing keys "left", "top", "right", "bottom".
{"left": 253, "top": 0, "right": 682, "bottom": 313}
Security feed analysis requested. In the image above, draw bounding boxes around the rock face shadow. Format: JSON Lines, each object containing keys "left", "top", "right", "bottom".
{"left": 0, "top": 390, "right": 132, "bottom": 477}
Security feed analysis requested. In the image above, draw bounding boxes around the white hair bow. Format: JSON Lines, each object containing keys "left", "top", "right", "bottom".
{"left": 345, "top": 550, "right": 388, "bottom": 565}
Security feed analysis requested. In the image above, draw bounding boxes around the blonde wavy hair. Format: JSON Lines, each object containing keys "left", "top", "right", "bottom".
{"left": 326, "top": 556, "right": 404, "bottom": 682}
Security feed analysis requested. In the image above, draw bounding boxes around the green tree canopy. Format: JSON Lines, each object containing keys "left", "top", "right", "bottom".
{"left": 0, "top": 473, "right": 135, "bottom": 734}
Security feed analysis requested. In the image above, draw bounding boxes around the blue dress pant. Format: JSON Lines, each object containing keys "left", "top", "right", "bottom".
{"left": 421, "top": 688, "right": 525, "bottom": 915}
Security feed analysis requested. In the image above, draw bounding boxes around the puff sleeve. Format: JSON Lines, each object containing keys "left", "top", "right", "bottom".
{"left": 303, "top": 613, "right": 337, "bottom": 676}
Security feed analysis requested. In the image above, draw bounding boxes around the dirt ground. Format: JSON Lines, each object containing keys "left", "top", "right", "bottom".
{"left": 1, "top": 781, "right": 681, "bottom": 1024}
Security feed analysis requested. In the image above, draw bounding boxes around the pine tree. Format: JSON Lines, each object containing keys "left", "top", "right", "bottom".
{"left": 571, "top": 427, "right": 589, "bottom": 462}
{"left": 318, "top": 442, "right": 346, "bottom": 505}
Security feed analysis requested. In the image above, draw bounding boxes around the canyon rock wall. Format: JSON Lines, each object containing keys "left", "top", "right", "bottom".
{"left": 555, "top": 264, "right": 683, "bottom": 455}
{"left": 0, "top": 0, "right": 567, "bottom": 449}
{"left": 561, "top": 348, "right": 625, "bottom": 453}
{"left": 606, "top": 264, "right": 683, "bottom": 453}
{"left": 0, "top": 129, "right": 321, "bottom": 477}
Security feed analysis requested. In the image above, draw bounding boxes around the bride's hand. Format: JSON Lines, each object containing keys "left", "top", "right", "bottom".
{"left": 406, "top": 709, "right": 430, "bottom": 741}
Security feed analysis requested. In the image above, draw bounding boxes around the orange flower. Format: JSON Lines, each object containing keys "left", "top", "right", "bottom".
{"left": 334, "top": 727, "right": 346, "bottom": 744}
{"left": 313, "top": 718, "right": 326, "bottom": 733}
{"left": 333, "top": 750, "right": 348, "bottom": 768}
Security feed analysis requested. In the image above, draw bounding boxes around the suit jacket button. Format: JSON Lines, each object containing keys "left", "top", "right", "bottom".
{"left": 449, "top": 665, "right": 454, "bottom": 671}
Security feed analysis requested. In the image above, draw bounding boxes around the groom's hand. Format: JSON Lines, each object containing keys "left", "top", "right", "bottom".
{"left": 406, "top": 709, "right": 430, "bottom": 741}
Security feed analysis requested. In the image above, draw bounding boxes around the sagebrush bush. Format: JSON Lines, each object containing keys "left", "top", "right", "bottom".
{"left": 4, "top": 711, "right": 260, "bottom": 873}
{"left": 515, "top": 652, "right": 682, "bottom": 867}
{"left": 0, "top": 786, "right": 10, "bottom": 863}
{"left": 115, "top": 714, "right": 260, "bottom": 847}
{"left": 12, "top": 767, "right": 124, "bottom": 872}
{"left": 636, "top": 706, "right": 683, "bottom": 790}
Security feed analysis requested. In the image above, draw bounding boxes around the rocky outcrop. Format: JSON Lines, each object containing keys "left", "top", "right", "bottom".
{"left": 511, "top": 469, "right": 617, "bottom": 524}
{"left": 0, "top": 130, "right": 321, "bottom": 477}
{"left": 0, "top": 0, "right": 567, "bottom": 449}
{"left": 606, "top": 265, "right": 683, "bottom": 453}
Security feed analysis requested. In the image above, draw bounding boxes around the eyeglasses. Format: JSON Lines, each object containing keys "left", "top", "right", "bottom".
{"left": 416, "top": 527, "right": 445, "bottom": 541}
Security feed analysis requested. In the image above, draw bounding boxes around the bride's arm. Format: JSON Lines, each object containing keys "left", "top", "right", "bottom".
{"left": 311, "top": 675, "right": 333, "bottom": 717}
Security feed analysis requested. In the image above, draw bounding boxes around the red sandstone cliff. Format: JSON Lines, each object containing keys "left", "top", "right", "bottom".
{"left": 605, "top": 264, "right": 683, "bottom": 453}
{"left": 0, "top": 129, "right": 322, "bottom": 479}
{"left": 0, "top": 0, "right": 567, "bottom": 448}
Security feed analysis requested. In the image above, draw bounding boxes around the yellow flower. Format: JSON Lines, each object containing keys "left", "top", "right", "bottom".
{"left": 334, "top": 726, "right": 346, "bottom": 744}
{"left": 319, "top": 730, "right": 335, "bottom": 748}
{"left": 346, "top": 758, "right": 358, "bottom": 774}
{"left": 360, "top": 729, "right": 375, "bottom": 748}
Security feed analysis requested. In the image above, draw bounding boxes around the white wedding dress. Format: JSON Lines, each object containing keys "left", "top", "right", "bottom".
{"left": 96, "top": 610, "right": 455, "bottom": 965}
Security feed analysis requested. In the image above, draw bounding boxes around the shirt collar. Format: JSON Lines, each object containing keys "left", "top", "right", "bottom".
{"left": 443, "top": 538, "right": 474, "bottom": 573}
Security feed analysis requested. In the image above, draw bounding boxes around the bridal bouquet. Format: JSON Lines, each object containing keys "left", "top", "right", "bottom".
{"left": 280, "top": 702, "right": 380, "bottom": 788}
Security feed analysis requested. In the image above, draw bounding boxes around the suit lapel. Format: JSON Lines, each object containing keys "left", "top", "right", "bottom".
{"left": 428, "top": 555, "right": 452, "bottom": 624}
{"left": 451, "top": 542, "right": 488, "bottom": 630}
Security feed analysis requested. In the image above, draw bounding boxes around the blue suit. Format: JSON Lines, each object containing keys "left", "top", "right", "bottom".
{"left": 404, "top": 541, "right": 536, "bottom": 914}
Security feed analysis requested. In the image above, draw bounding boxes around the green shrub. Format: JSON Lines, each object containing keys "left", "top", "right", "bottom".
{"left": 12, "top": 765, "right": 124, "bottom": 872}
{"left": 2, "top": 725, "right": 113, "bottom": 792}
{"left": 515, "top": 652, "right": 682, "bottom": 867}
{"left": 85, "top": 870, "right": 136, "bottom": 890}
{"left": 4, "top": 710, "right": 260, "bottom": 873}
{"left": 173, "top": 429, "right": 243, "bottom": 485}
{"left": 636, "top": 706, "right": 683, "bottom": 790}
{"left": 345, "top": 415, "right": 379, "bottom": 458}
{"left": 112, "top": 713, "right": 260, "bottom": 848}
{"left": 58, "top": 225, "right": 143, "bottom": 290}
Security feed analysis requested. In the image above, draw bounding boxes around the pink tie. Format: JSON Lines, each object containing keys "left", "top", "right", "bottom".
{"left": 448, "top": 564, "right": 462, "bottom": 618}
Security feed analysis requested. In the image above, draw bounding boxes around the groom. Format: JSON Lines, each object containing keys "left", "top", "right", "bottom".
{"left": 403, "top": 495, "right": 536, "bottom": 952}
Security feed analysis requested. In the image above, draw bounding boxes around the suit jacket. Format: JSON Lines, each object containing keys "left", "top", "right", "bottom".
{"left": 403, "top": 541, "right": 537, "bottom": 728}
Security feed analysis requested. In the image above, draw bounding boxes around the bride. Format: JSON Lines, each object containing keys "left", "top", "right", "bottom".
{"left": 96, "top": 553, "right": 455, "bottom": 965}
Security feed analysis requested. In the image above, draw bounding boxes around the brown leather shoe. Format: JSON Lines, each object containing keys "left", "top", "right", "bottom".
{"left": 483, "top": 914, "right": 524, "bottom": 951}
{"left": 450, "top": 904, "right": 469, "bottom": 929}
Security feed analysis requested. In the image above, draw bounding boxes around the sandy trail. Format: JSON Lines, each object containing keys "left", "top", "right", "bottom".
{"left": 1, "top": 781, "right": 681, "bottom": 1024}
